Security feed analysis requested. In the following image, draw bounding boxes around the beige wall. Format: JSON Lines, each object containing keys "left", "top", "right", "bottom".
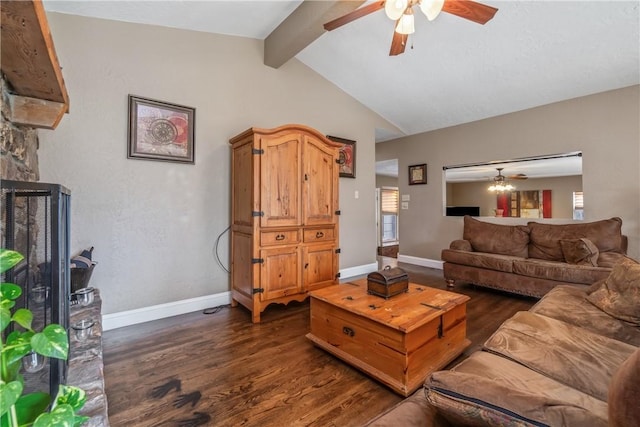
{"left": 377, "top": 85, "right": 640, "bottom": 260}
{"left": 38, "top": 13, "right": 398, "bottom": 314}
{"left": 448, "top": 175, "right": 582, "bottom": 218}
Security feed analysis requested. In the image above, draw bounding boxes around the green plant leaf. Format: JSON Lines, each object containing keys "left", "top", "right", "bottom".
{"left": 0, "top": 306, "right": 10, "bottom": 333}
{"left": 31, "top": 325, "right": 69, "bottom": 360}
{"left": 73, "top": 415, "right": 90, "bottom": 427}
{"left": 0, "top": 381, "right": 23, "bottom": 418}
{"left": 12, "top": 392, "right": 51, "bottom": 426}
{"left": 0, "top": 249, "right": 24, "bottom": 274}
{"left": 11, "top": 308, "right": 33, "bottom": 330}
{"left": 33, "top": 404, "right": 76, "bottom": 427}
{"left": 4, "top": 331, "right": 34, "bottom": 366}
{"left": 53, "top": 385, "right": 86, "bottom": 412}
{"left": 0, "top": 283, "right": 22, "bottom": 301}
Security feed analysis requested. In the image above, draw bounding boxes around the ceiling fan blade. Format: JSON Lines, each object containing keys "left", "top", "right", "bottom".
{"left": 389, "top": 31, "right": 408, "bottom": 56}
{"left": 508, "top": 174, "right": 529, "bottom": 180}
{"left": 324, "top": 1, "right": 385, "bottom": 31}
{"left": 442, "top": 0, "right": 498, "bottom": 25}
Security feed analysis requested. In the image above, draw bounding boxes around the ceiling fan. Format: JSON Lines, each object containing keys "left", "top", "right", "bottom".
{"left": 324, "top": 0, "right": 498, "bottom": 56}
{"left": 488, "top": 168, "right": 527, "bottom": 192}
{"left": 492, "top": 168, "right": 529, "bottom": 180}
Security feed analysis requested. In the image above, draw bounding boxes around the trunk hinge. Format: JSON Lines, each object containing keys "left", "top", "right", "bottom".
{"left": 252, "top": 258, "right": 264, "bottom": 264}
{"left": 252, "top": 288, "right": 264, "bottom": 294}
{"left": 335, "top": 210, "right": 341, "bottom": 215}
{"left": 252, "top": 211, "right": 264, "bottom": 217}
{"left": 335, "top": 248, "right": 341, "bottom": 254}
{"left": 252, "top": 148, "right": 264, "bottom": 155}
{"left": 335, "top": 272, "right": 341, "bottom": 279}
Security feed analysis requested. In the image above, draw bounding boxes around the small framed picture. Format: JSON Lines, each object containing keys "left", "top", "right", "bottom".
{"left": 408, "top": 164, "right": 427, "bottom": 185}
{"left": 128, "top": 95, "right": 195, "bottom": 164}
{"left": 327, "top": 135, "right": 356, "bottom": 178}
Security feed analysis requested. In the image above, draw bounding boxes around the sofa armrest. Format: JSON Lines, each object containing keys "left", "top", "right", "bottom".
{"left": 450, "top": 239, "right": 473, "bottom": 251}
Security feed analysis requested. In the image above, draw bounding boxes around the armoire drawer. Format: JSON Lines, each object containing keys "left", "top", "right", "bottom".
{"left": 261, "top": 230, "right": 300, "bottom": 246}
{"left": 303, "top": 227, "right": 335, "bottom": 243}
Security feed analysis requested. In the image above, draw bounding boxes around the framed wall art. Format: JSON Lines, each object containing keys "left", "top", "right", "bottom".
{"left": 128, "top": 95, "right": 195, "bottom": 164}
{"left": 408, "top": 163, "right": 427, "bottom": 185}
{"left": 328, "top": 135, "right": 356, "bottom": 178}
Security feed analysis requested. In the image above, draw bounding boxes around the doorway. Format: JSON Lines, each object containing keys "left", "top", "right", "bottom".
{"left": 375, "top": 159, "right": 399, "bottom": 258}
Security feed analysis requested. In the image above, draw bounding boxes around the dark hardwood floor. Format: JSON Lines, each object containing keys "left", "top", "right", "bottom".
{"left": 103, "top": 260, "right": 535, "bottom": 426}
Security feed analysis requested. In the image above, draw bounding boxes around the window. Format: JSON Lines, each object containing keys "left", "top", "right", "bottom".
{"left": 380, "top": 187, "right": 399, "bottom": 244}
{"left": 573, "top": 191, "right": 584, "bottom": 220}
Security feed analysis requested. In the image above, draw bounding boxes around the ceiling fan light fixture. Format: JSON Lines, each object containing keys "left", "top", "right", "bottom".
{"left": 385, "top": 0, "right": 409, "bottom": 20}
{"left": 488, "top": 182, "right": 515, "bottom": 192}
{"left": 395, "top": 9, "right": 415, "bottom": 35}
{"left": 488, "top": 168, "right": 515, "bottom": 192}
{"left": 420, "top": 0, "right": 445, "bottom": 21}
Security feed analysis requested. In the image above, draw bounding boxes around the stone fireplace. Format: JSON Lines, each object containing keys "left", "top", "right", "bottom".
{"left": 2, "top": 75, "right": 109, "bottom": 425}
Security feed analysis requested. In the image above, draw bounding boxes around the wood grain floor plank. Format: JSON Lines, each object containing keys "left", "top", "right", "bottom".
{"left": 104, "top": 261, "right": 535, "bottom": 426}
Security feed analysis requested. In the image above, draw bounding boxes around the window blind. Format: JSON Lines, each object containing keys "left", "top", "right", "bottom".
{"left": 381, "top": 188, "right": 398, "bottom": 214}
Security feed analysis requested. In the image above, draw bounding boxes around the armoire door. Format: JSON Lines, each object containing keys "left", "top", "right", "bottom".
{"left": 302, "top": 135, "right": 338, "bottom": 226}
{"left": 259, "top": 133, "right": 302, "bottom": 228}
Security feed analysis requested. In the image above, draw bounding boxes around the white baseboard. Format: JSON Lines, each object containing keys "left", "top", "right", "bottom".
{"left": 339, "top": 262, "right": 379, "bottom": 280}
{"left": 103, "top": 262, "right": 382, "bottom": 331}
{"left": 397, "top": 254, "right": 444, "bottom": 270}
{"left": 102, "top": 291, "right": 231, "bottom": 331}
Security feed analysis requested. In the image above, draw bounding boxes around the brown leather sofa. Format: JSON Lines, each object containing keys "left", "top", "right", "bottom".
{"left": 441, "top": 216, "right": 629, "bottom": 297}
{"left": 366, "top": 259, "right": 640, "bottom": 427}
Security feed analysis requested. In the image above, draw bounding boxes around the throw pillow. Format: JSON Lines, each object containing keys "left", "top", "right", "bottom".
{"left": 462, "top": 215, "right": 530, "bottom": 258}
{"left": 586, "top": 259, "right": 640, "bottom": 325}
{"left": 608, "top": 348, "right": 640, "bottom": 427}
{"left": 560, "top": 238, "right": 599, "bottom": 267}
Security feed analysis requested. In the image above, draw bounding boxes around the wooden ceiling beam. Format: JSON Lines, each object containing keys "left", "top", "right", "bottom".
{"left": 264, "top": 0, "right": 366, "bottom": 69}
{"left": 1, "top": 0, "right": 69, "bottom": 129}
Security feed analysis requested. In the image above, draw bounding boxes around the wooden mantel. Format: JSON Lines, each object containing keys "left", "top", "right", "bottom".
{"left": 1, "top": 0, "right": 69, "bottom": 129}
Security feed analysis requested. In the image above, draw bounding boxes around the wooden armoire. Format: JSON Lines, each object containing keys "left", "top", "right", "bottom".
{"left": 229, "top": 124, "right": 341, "bottom": 323}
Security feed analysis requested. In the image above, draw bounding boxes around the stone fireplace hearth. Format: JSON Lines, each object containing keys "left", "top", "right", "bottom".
{"left": 68, "top": 289, "right": 109, "bottom": 426}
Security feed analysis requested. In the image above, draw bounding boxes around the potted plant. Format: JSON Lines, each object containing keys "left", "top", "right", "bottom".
{"left": 1, "top": 249, "right": 88, "bottom": 427}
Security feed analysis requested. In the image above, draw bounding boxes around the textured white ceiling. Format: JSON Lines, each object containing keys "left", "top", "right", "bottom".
{"left": 44, "top": 0, "right": 640, "bottom": 144}
{"left": 43, "top": 0, "right": 303, "bottom": 39}
{"left": 298, "top": 1, "right": 640, "bottom": 139}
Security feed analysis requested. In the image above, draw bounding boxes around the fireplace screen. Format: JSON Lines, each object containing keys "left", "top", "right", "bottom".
{"left": 1, "top": 180, "right": 71, "bottom": 397}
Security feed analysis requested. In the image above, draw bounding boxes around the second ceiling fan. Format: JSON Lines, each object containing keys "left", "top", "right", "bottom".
{"left": 324, "top": 0, "right": 498, "bottom": 56}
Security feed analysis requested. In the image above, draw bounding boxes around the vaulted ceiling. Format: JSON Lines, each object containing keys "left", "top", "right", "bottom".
{"left": 43, "top": 1, "right": 639, "bottom": 142}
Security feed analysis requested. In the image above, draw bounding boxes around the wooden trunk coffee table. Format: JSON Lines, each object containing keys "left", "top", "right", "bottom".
{"left": 306, "top": 278, "right": 470, "bottom": 396}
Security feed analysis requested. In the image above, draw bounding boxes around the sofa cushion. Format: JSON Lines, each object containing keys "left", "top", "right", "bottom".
{"left": 364, "top": 389, "right": 451, "bottom": 427}
{"left": 587, "top": 259, "right": 640, "bottom": 325}
{"left": 597, "top": 251, "right": 635, "bottom": 268}
{"left": 425, "top": 351, "right": 608, "bottom": 427}
{"left": 608, "top": 348, "right": 640, "bottom": 427}
{"left": 463, "top": 216, "right": 530, "bottom": 258}
{"left": 441, "top": 249, "right": 518, "bottom": 273}
{"left": 512, "top": 258, "right": 611, "bottom": 285}
{"left": 560, "top": 238, "right": 599, "bottom": 266}
{"left": 483, "top": 311, "right": 636, "bottom": 401}
{"left": 529, "top": 285, "right": 640, "bottom": 346}
{"left": 528, "top": 217, "right": 623, "bottom": 262}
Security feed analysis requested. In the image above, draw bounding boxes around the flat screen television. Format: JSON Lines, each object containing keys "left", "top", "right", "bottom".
{"left": 446, "top": 206, "right": 480, "bottom": 217}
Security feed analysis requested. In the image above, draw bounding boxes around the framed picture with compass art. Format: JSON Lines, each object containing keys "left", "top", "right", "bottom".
{"left": 128, "top": 95, "right": 195, "bottom": 164}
